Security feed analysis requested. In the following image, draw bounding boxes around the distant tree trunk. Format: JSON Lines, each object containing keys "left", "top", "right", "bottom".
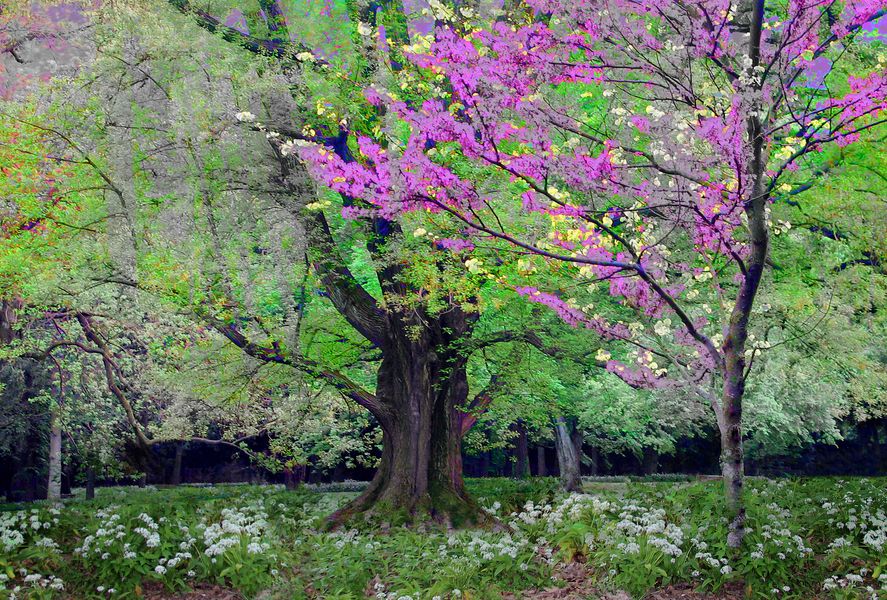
{"left": 589, "top": 445, "right": 600, "bottom": 476}
{"left": 642, "top": 447, "right": 659, "bottom": 475}
{"left": 170, "top": 443, "right": 184, "bottom": 485}
{"left": 871, "top": 420, "right": 885, "bottom": 472}
{"left": 0, "top": 299, "right": 21, "bottom": 344}
{"left": 536, "top": 445, "right": 546, "bottom": 477}
{"left": 47, "top": 409, "right": 62, "bottom": 501}
{"left": 283, "top": 465, "right": 306, "bottom": 489}
{"left": 61, "top": 468, "right": 72, "bottom": 496}
{"left": 513, "top": 421, "right": 529, "bottom": 479}
{"left": 85, "top": 466, "right": 96, "bottom": 500}
{"left": 479, "top": 451, "right": 490, "bottom": 477}
{"left": 138, "top": 474, "right": 147, "bottom": 488}
{"left": 554, "top": 418, "right": 581, "bottom": 492}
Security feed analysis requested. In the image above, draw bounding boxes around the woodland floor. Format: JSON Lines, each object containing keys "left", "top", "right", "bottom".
{"left": 4, "top": 477, "right": 885, "bottom": 600}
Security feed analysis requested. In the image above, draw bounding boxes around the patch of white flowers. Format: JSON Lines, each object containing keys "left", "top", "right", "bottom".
{"left": 3, "top": 479, "right": 887, "bottom": 598}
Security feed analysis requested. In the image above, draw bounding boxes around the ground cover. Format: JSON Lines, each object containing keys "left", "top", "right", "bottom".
{"left": 1, "top": 478, "right": 885, "bottom": 599}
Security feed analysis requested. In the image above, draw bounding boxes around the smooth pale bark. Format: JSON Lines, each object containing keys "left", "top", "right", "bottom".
{"left": 47, "top": 408, "right": 62, "bottom": 500}
{"left": 553, "top": 418, "right": 582, "bottom": 493}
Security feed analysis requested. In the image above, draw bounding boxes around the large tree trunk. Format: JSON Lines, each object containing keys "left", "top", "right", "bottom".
{"left": 47, "top": 408, "right": 62, "bottom": 500}
{"left": 554, "top": 418, "right": 582, "bottom": 492}
{"left": 329, "top": 311, "right": 487, "bottom": 527}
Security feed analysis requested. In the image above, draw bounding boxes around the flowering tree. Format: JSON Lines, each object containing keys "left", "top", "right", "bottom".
{"left": 293, "top": 0, "right": 886, "bottom": 543}
{"left": 162, "top": 0, "right": 613, "bottom": 525}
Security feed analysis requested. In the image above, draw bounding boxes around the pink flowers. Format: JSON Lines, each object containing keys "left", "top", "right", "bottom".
{"left": 293, "top": 0, "right": 883, "bottom": 392}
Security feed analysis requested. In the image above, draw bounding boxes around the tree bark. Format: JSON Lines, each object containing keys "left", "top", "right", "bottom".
{"left": 554, "top": 418, "right": 581, "bottom": 492}
{"left": 85, "top": 466, "right": 96, "bottom": 500}
{"left": 589, "top": 445, "right": 600, "bottom": 476}
{"left": 513, "top": 420, "right": 529, "bottom": 479}
{"left": 0, "top": 299, "right": 21, "bottom": 344}
{"left": 47, "top": 408, "right": 62, "bottom": 500}
{"left": 720, "top": 374, "right": 746, "bottom": 548}
{"left": 283, "top": 465, "right": 306, "bottom": 489}
{"left": 536, "top": 445, "right": 546, "bottom": 477}
{"left": 170, "top": 443, "right": 184, "bottom": 485}
{"left": 642, "top": 447, "right": 659, "bottom": 475}
{"left": 713, "top": 0, "right": 767, "bottom": 551}
{"left": 328, "top": 309, "right": 487, "bottom": 527}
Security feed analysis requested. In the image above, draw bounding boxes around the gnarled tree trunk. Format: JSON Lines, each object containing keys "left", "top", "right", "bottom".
{"left": 329, "top": 310, "right": 487, "bottom": 527}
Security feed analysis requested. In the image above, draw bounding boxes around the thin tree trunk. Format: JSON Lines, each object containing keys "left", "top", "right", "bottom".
{"left": 536, "top": 445, "right": 546, "bottom": 477}
{"left": 47, "top": 409, "right": 62, "bottom": 500}
{"left": 713, "top": 0, "right": 768, "bottom": 551}
{"left": 589, "top": 445, "right": 600, "bottom": 476}
{"left": 554, "top": 418, "right": 581, "bottom": 492}
{"left": 642, "top": 447, "right": 659, "bottom": 475}
{"left": 86, "top": 466, "right": 96, "bottom": 500}
{"left": 720, "top": 378, "right": 745, "bottom": 548}
{"left": 170, "top": 443, "right": 184, "bottom": 485}
{"left": 513, "top": 421, "right": 529, "bottom": 479}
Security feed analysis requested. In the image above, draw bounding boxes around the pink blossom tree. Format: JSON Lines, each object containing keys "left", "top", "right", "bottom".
{"left": 293, "top": 0, "right": 886, "bottom": 544}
